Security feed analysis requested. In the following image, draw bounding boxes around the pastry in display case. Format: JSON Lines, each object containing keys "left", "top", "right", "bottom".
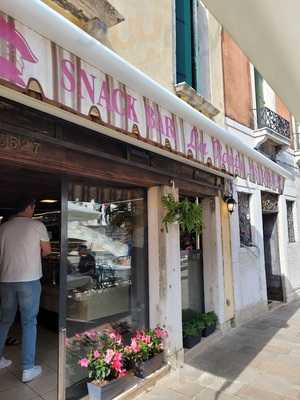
{"left": 66, "top": 200, "right": 132, "bottom": 322}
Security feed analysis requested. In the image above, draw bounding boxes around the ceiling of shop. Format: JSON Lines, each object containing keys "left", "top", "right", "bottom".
{"left": 0, "top": 163, "right": 60, "bottom": 213}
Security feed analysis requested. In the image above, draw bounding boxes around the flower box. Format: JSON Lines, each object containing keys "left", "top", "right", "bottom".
{"left": 87, "top": 373, "right": 139, "bottom": 400}
{"left": 183, "top": 334, "right": 202, "bottom": 349}
{"left": 202, "top": 324, "right": 216, "bottom": 337}
{"left": 134, "top": 352, "right": 165, "bottom": 378}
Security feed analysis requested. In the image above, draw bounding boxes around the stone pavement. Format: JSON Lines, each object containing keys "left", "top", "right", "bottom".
{"left": 135, "top": 300, "right": 300, "bottom": 400}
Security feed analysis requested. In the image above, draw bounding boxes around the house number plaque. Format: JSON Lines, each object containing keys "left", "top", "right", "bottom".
{"left": 0, "top": 134, "right": 40, "bottom": 154}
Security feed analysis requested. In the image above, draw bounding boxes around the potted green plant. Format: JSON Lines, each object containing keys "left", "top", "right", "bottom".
{"left": 201, "top": 312, "right": 218, "bottom": 337}
{"left": 182, "top": 319, "right": 204, "bottom": 349}
{"left": 124, "top": 327, "right": 168, "bottom": 379}
{"left": 162, "top": 194, "right": 203, "bottom": 234}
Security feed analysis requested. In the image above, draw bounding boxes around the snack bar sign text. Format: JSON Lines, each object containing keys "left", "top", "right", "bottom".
{"left": 0, "top": 13, "right": 284, "bottom": 193}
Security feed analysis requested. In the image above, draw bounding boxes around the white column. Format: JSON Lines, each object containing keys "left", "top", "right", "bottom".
{"left": 147, "top": 186, "right": 183, "bottom": 367}
{"left": 251, "top": 189, "right": 268, "bottom": 305}
{"left": 202, "top": 196, "right": 225, "bottom": 325}
{"left": 277, "top": 195, "right": 290, "bottom": 300}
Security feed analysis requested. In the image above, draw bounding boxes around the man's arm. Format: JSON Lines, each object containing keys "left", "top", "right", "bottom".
{"left": 37, "top": 221, "right": 51, "bottom": 257}
{"left": 41, "top": 240, "right": 52, "bottom": 257}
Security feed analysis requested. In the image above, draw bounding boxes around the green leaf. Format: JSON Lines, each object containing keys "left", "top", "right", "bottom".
{"left": 162, "top": 195, "right": 203, "bottom": 235}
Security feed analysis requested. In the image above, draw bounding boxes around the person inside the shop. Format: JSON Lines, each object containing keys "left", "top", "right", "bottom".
{"left": 78, "top": 244, "right": 96, "bottom": 276}
{"left": 0, "top": 212, "right": 21, "bottom": 347}
{"left": 0, "top": 196, "right": 51, "bottom": 383}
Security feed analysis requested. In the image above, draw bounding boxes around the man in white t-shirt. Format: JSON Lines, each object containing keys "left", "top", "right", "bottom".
{"left": 0, "top": 197, "right": 51, "bottom": 382}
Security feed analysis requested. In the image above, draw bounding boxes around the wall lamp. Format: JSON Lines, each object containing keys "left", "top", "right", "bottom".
{"left": 223, "top": 195, "right": 236, "bottom": 214}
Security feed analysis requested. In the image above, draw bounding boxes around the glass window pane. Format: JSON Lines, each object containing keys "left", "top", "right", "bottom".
{"left": 65, "top": 182, "right": 148, "bottom": 395}
{"left": 287, "top": 200, "right": 296, "bottom": 243}
{"left": 238, "top": 193, "right": 252, "bottom": 247}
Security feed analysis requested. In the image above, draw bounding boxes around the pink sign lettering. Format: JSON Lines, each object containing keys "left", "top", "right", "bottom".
{"left": 60, "top": 59, "right": 139, "bottom": 123}
{"left": 187, "top": 127, "right": 207, "bottom": 157}
{"left": 0, "top": 16, "right": 38, "bottom": 87}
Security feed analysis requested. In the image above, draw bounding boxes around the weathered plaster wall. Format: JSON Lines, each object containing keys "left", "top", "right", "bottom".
{"left": 276, "top": 95, "right": 291, "bottom": 121}
{"left": 107, "top": 0, "right": 174, "bottom": 91}
{"left": 147, "top": 186, "right": 183, "bottom": 366}
{"left": 231, "top": 183, "right": 268, "bottom": 325}
{"left": 208, "top": 13, "right": 225, "bottom": 126}
{"left": 279, "top": 176, "right": 300, "bottom": 302}
{"left": 222, "top": 31, "right": 253, "bottom": 128}
{"left": 202, "top": 197, "right": 226, "bottom": 325}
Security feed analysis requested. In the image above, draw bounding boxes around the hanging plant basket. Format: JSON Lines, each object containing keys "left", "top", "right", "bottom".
{"left": 161, "top": 194, "right": 203, "bottom": 235}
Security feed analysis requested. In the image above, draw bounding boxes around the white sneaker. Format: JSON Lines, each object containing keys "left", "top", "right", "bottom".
{"left": 0, "top": 356, "right": 12, "bottom": 369}
{"left": 22, "top": 365, "right": 42, "bottom": 383}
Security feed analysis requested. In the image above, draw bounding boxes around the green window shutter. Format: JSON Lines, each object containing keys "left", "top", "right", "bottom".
{"left": 254, "top": 68, "right": 264, "bottom": 110}
{"left": 176, "top": 0, "right": 193, "bottom": 87}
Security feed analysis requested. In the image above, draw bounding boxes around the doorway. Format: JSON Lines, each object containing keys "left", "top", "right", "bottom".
{"left": 262, "top": 212, "right": 283, "bottom": 302}
{"left": 0, "top": 164, "right": 149, "bottom": 399}
{"left": 0, "top": 163, "right": 60, "bottom": 399}
{"left": 180, "top": 196, "right": 205, "bottom": 329}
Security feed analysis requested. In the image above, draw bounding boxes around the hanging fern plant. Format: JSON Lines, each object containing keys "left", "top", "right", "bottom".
{"left": 162, "top": 194, "right": 203, "bottom": 234}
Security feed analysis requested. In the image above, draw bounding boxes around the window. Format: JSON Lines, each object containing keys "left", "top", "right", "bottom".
{"left": 65, "top": 181, "right": 148, "bottom": 390}
{"left": 176, "top": 0, "right": 194, "bottom": 87}
{"left": 238, "top": 192, "right": 252, "bottom": 246}
{"left": 175, "top": 0, "right": 211, "bottom": 98}
{"left": 287, "top": 200, "right": 296, "bottom": 243}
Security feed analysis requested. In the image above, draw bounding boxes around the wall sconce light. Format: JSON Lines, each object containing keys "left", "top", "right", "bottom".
{"left": 223, "top": 195, "right": 236, "bottom": 214}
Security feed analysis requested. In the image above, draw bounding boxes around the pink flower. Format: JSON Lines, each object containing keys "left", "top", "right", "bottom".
{"left": 105, "top": 349, "right": 115, "bottom": 364}
{"left": 93, "top": 350, "right": 101, "bottom": 359}
{"left": 154, "top": 327, "right": 168, "bottom": 338}
{"left": 144, "top": 335, "right": 151, "bottom": 344}
{"left": 130, "top": 338, "right": 141, "bottom": 353}
{"left": 118, "top": 369, "right": 127, "bottom": 377}
{"left": 112, "top": 352, "right": 123, "bottom": 372}
{"left": 109, "top": 331, "right": 122, "bottom": 344}
{"left": 79, "top": 358, "right": 90, "bottom": 368}
{"left": 124, "top": 346, "right": 132, "bottom": 353}
{"left": 85, "top": 330, "right": 98, "bottom": 340}
{"left": 135, "top": 330, "right": 145, "bottom": 340}
{"left": 75, "top": 333, "right": 81, "bottom": 340}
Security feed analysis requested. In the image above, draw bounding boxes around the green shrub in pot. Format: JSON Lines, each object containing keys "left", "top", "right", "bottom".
{"left": 201, "top": 312, "right": 218, "bottom": 337}
{"left": 182, "top": 319, "right": 204, "bottom": 349}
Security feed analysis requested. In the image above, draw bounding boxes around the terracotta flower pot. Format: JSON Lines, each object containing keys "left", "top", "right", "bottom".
{"left": 134, "top": 352, "right": 165, "bottom": 379}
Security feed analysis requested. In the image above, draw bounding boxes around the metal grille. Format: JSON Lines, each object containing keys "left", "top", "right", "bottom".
{"left": 238, "top": 192, "right": 252, "bottom": 246}
{"left": 257, "top": 106, "right": 291, "bottom": 139}
{"left": 261, "top": 192, "right": 278, "bottom": 213}
{"left": 287, "top": 200, "right": 296, "bottom": 243}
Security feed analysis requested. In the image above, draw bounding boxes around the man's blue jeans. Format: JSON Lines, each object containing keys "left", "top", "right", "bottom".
{"left": 0, "top": 280, "right": 41, "bottom": 370}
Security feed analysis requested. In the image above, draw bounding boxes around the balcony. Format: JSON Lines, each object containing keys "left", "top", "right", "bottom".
{"left": 253, "top": 107, "right": 291, "bottom": 154}
{"left": 257, "top": 106, "right": 291, "bottom": 139}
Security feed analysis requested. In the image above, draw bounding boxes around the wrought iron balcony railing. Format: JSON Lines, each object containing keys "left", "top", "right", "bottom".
{"left": 257, "top": 106, "right": 291, "bottom": 139}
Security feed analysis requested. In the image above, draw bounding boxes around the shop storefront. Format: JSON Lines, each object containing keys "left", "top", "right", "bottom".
{"left": 0, "top": 2, "right": 290, "bottom": 399}
{"left": 0, "top": 96, "right": 220, "bottom": 399}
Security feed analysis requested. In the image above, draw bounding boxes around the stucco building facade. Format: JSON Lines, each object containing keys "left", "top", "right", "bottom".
{"left": 106, "top": 0, "right": 300, "bottom": 332}
{"left": 0, "top": 1, "right": 298, "bottom": 399}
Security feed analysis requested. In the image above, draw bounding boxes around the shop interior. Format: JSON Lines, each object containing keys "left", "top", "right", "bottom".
{"left": 0, "top": 163, "right": 148, "bottom": 399}
{"left": 0, "top": 163, "right": 60, "bottom": 399}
